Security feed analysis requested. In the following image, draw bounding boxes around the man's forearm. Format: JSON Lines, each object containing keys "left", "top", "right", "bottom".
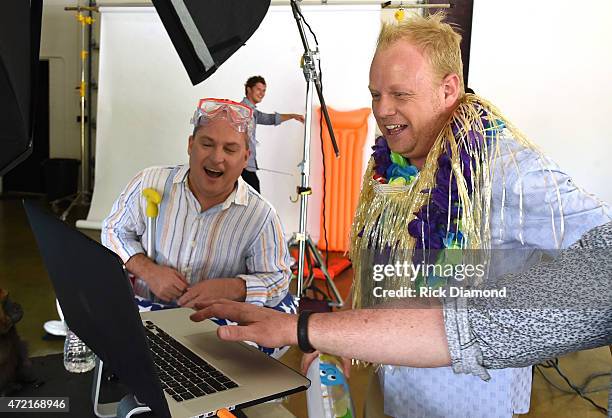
{"left": 125, "top": 253, "right": 154, "bottom": 283}
{"left": 307, "top": 308, "right": 451, "bottom": 367}
{"left": 280, "top": 113, "right": 301, "bottom": 123}
{"left": 216, "top": 278, "right": 247, "bottom": 302}
{"left": 192, "top": 299, "right": 451, "bottom": 367}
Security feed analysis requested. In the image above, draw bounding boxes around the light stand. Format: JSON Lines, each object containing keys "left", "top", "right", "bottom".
{"left": 289, "top": 0, "right": 343, "bottom": 308}
{"left": 55, "top": 5, "right": 96, "bottom": 221}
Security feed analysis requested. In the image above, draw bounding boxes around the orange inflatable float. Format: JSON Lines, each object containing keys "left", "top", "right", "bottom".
{"left": 317, "top": 107, "right": 371, "bottom": 252}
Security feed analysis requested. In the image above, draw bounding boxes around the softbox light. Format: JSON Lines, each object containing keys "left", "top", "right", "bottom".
{"left": 151, "top": 0, "right": 271, "bottom": 85}
{"left": 0, "top": 0, "right": 43, "bottom": 176}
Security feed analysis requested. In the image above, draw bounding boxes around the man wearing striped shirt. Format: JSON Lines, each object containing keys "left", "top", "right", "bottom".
{"left": 102, "top": 99, "right": 291, "bottom": 308}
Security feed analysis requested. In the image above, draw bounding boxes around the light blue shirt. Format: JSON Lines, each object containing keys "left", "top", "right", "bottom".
{"left": 382, "top": 133, "right": 612, "bottom": 418}
{"left": 241, "top": 97, "right": 282, "bottom": 172}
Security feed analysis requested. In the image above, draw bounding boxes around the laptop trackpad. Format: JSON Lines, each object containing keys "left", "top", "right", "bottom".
{"left": 184, "top": 332, "right": 251, "bottom": 361}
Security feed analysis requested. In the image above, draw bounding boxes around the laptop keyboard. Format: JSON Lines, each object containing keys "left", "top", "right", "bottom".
{"left": 143, "top": 320, "right": 239, "bottom": 403}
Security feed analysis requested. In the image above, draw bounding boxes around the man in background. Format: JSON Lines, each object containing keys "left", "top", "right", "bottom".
{"left": 241, "top": 75, "right": 304, "bottom": 193}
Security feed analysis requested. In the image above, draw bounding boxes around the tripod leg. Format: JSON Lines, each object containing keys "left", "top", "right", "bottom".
{"left": 303, "top": 243, "right": 316, "bottom": 291}
{"left": 306, "top": 238, "right": 344, "bottom": 307}
{"left": 60, "top": 192, "right": 82, "bottom": 221}
{"left": 59, "top": 190, "right": 91, "bottom": 221}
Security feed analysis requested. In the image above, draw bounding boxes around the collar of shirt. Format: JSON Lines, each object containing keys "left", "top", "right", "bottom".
{"left": 173, "top": 165, "right": 250, "bottom": 211}
{"left": 242, "top": 96, "right": 257, "bottom": 110}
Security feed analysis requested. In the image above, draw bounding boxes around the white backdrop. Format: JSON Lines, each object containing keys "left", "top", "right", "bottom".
{"left": 81, "top": 2, "right": 612, "bottom": 234}
{"left": 79, "top": 5, "right": 380, "bottom": 239}
{"left": 470, "top": 0, "right": 612, "bottom": 204}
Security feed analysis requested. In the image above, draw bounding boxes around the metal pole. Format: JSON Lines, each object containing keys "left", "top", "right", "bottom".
{"left": 296, "top": 78, "right": 315, "bottom": 299}
{"left": 58, "top": 6, "right": 95, "bottom": 220}
{"left": 143, "top": 188, "right": 161, "bottom": 261}
{"left": 146, "top": 218, "right": 156, "bottom": 260}
{"left": 381, "top": 2, "right": 451, "bottom": 8}
{"left": 291, "top": 0, "right": 317, "bottom": 300}
{"left": 87, "top": 1, "right": 96, "bottom": 193}
{"left": 79, "top": 13, "right": 87, "bottom": 194}
{"left": 290, "top": 0, "right": 343, "bottom": 307}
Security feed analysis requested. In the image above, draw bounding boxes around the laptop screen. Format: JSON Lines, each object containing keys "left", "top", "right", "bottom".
{"left": 24, "top": 200, "right": 171, "bottom": 418}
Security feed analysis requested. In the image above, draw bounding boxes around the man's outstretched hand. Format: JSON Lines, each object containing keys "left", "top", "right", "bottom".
{"left": 189, "top": 299, "right": 297, "bottom": 348}
{"left": 281, "top": 113, "right": 305, "bottom": 124}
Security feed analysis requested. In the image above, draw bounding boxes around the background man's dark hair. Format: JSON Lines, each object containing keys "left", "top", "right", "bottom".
{"left": 245, "top": 75, "right": 266, "bottom": 95}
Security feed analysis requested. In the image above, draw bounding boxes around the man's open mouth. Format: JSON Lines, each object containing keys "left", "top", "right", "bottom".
{"left": 204, "top": 167, "right": 223, "bottom": 178}
{"left": 385, "top": 124, "right": 408, "bottom": 135}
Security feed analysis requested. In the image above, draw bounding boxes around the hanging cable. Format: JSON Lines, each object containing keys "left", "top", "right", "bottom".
{"left": 535, "top": 359, "right": 609, "bottom": 415}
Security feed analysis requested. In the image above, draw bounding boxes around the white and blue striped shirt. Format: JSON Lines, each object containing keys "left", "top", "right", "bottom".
{"left": 101, "top": 165, "right": 291, "bottom": 307}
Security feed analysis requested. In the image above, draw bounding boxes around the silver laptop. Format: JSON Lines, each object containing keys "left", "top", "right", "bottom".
{"left": 24, "top": 200, "right": 309, "bottom": 418}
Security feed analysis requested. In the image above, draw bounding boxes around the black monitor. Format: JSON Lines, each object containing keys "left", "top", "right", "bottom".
{"left": 24, "top": 199, "right": 171, "bottom": 417}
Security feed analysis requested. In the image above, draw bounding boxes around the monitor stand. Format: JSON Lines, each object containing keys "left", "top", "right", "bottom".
{"left": 91, "top": 358, "right": 151, "bottom": 418}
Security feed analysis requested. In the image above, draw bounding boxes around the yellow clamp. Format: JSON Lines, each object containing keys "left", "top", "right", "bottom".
{"left": 143, "top": 188, "right": 162, "bottom": 218}
{"left": 298, "top": 187, "right": 312, "bottom": 196}
{"left": 394, "top": 8, "right": 405, "bottom": 22}
{"left": 290, "top": 186, "right": 312, "bottom": 203}
{"left": 76, "top": 13, "right": 95, "bottom": 25}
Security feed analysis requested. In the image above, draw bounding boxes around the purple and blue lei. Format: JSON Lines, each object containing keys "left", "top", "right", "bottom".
{"left": 370, "top": 108, "right": 503, "bottom": 284}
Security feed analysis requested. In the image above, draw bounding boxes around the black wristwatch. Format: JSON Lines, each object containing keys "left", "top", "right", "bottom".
{"left": 297, "top": 310, "right": 316, "bottom": 353}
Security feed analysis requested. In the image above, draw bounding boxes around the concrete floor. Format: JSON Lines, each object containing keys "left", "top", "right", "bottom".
{"left": 1, "top": 195, "right": 609, "bottom": 417}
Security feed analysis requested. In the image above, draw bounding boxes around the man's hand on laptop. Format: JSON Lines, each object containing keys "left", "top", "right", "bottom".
{"left": 189, "top": 299, "right": 297, "bottom": 348}
{"left": 178, "top": 279, "right": 247, "bottom": 308}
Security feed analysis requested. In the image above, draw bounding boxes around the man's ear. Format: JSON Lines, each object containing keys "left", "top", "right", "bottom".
{"left": 188, "top": 135, "right": 194, "bottom": 156}
{"left": 442, "top": 73, "right": 461, "bottom": 108}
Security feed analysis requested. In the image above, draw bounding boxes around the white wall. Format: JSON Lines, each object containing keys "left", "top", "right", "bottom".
{"left": 81, "top": 5, "right": 380, "bottom": 238}
{"left": 51, "top": 0, "right": 611, "bottom": 238}
{"left": 470, "top": 0, "right": 612, "bottom": 204}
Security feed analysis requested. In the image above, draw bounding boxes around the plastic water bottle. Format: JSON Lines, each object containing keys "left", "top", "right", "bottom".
{"left": 63, "top": 329, "right": 95, "bottom": 373}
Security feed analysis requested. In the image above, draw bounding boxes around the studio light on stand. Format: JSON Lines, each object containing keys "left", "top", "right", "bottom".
{"left": 54, "top": 4, "right": 97, "bottom": 221}
{"left": 288, "top": 0, "right": 343, "bottom": 308}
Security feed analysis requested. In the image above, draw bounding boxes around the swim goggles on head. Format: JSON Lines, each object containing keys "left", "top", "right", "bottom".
{"left": 190, "top": 98, "right": 254, "bottom": 136}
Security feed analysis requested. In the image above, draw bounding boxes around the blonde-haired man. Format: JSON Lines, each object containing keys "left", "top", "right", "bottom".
{"left": 190, "top": 14, "right": 611, "bottom": 418}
